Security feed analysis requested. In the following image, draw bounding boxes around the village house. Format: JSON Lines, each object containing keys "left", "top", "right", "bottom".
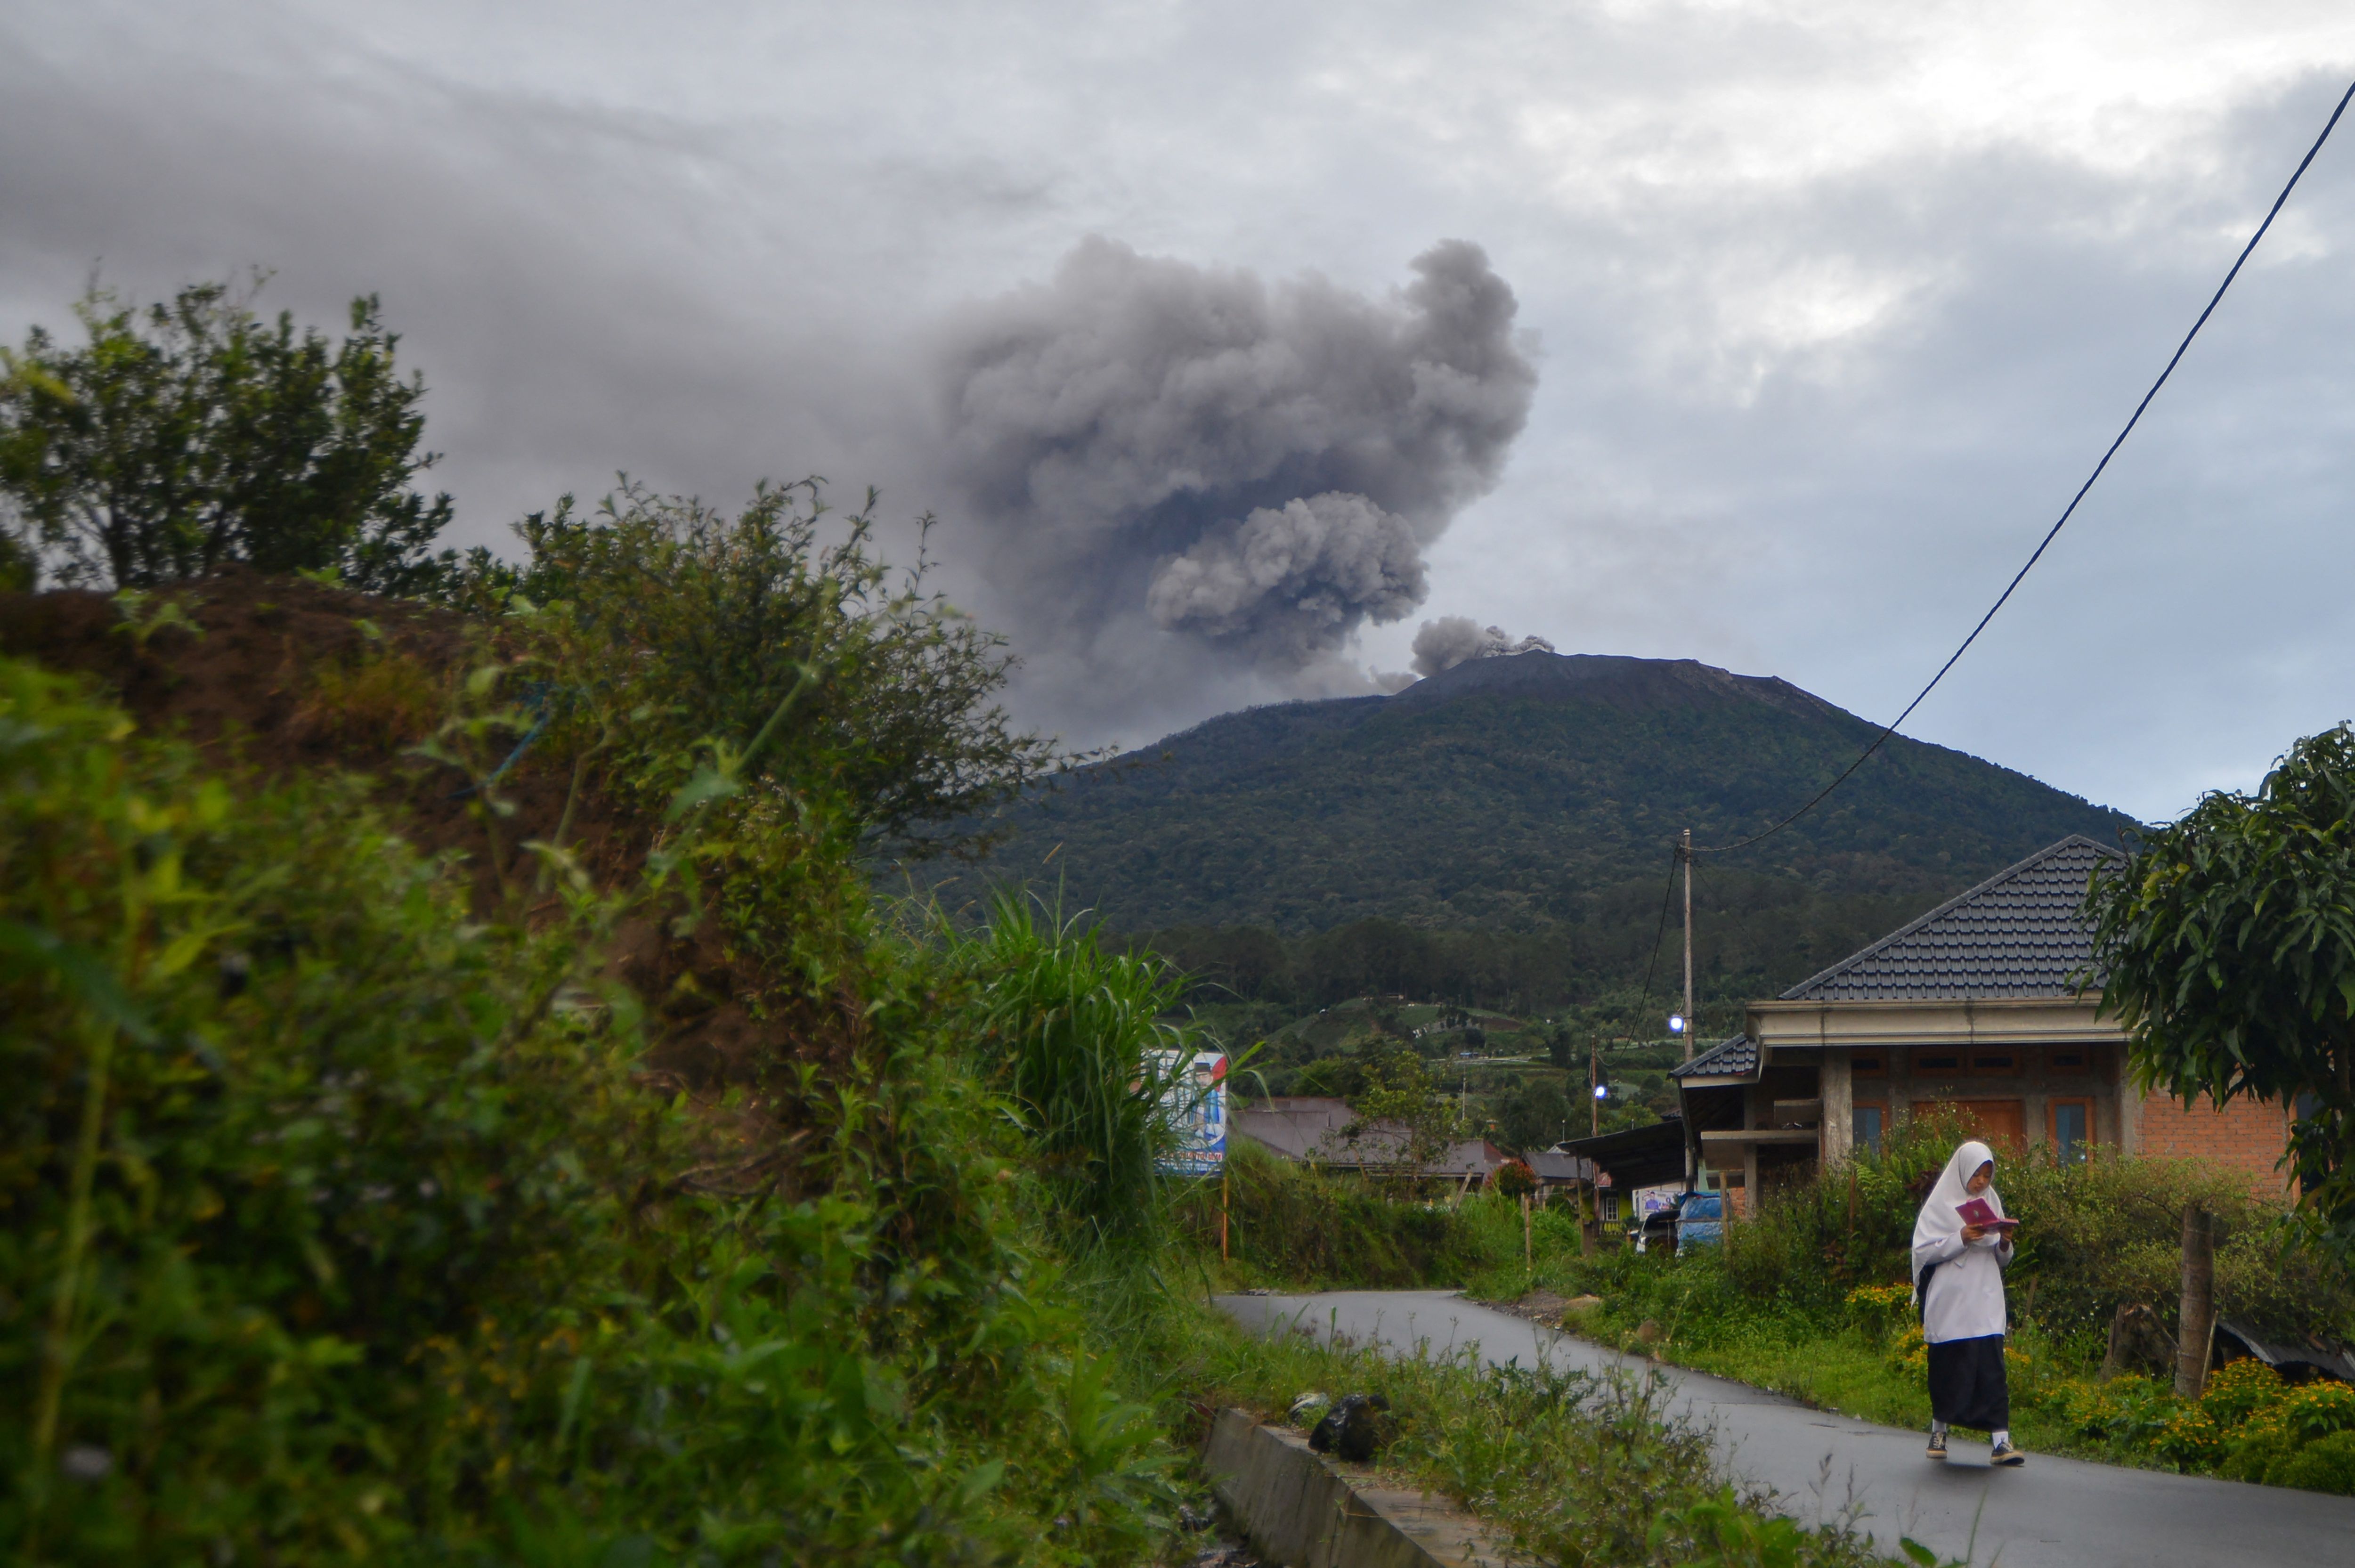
{"left": 1668, "top": 835, "right": 2297, "bottom": 1210}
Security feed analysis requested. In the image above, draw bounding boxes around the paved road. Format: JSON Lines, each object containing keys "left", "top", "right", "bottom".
{"left": 1218, "top": 1291, "right": 2355, "bottom": 1568}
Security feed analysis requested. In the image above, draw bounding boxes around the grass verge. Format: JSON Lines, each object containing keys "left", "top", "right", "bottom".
{"left": 1095, "top": 1271, "right": 1913, "bottom": 1568}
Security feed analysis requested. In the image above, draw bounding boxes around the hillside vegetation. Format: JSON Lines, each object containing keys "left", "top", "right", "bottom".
{"left": 939, "top": 652, "right": 2138, "bottom": 1010}
{"left": 0, "top": 491, "right": 1189, "bottom": 1564}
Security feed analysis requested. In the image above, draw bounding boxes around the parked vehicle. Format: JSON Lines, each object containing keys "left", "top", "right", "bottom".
{"left": 1630, "top": 1205, "right": 1678, "bottom": 1253}
{"left": 1673, "top": 1191, "right": 1723, "bottom": 1255}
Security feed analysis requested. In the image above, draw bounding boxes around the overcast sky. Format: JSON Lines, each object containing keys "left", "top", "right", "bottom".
{"left": 7, "top": 1, "right": 2355, "bottom": 827}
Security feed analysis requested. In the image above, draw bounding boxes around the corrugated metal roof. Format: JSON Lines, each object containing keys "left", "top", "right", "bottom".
{"left": 1779, "top": 836, "right": 2125, "bottom": 1003}
{"left": 1670, "top": 1034, "right": 1758, "bottom": 1079}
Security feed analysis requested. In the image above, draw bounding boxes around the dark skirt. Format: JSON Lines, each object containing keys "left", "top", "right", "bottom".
{"left": 1926, "top": 1334, "right": 2009, "bottom": 1431}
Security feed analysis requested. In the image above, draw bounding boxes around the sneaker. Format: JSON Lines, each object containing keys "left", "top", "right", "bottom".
{"left": 1990, "top": 1440, "right": 2026, "bottom": 1467}
{"left": 1926, "top": 1431, "right": 1947, "bottom": 1461}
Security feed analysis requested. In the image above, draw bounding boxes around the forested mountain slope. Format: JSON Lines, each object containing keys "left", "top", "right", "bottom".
{"left": 950, "top": 651, "right": 2140, "bottom": 938}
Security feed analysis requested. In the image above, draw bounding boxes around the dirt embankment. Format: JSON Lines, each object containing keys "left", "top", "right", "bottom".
{"left": 0, "top": 569, "right": 836, "bottom": 1114}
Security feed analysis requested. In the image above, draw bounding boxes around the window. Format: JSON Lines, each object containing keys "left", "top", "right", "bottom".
{"left": 1968, "top": 1050, "right": 2021, "bottom": 1076}
{"left": 1851, "top": 1053, "right": 1886, "bottom": 1078}
{"left": 2048, "top": 1048, "right": 2091, "bottom": 1074}
{"left": 1853, "top": 1104, "right": 1886, "bottom": 1157}
{"left": 1916, "top": 1052, "right": 1963, "bottom": 1075}
{"left": 2050, "top": 1099, "right": 2092, "bottom": 1165}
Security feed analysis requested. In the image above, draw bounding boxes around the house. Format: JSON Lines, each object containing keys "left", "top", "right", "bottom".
{"left": 1670, "top": 836, "right": 2296, "bottom": 1209}
{"left": 1231, "top": 1095, "right": 1507, "bottom": 1182}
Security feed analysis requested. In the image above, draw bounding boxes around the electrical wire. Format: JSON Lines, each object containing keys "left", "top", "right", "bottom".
{"left": 1630, "top": 845, "right": 1681, "bottom": 1044}
{"left": 1693, "top": 72, "right": 2355, "bottom": 859}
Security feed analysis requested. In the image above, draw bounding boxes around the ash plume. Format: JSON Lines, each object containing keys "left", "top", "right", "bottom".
{"left": 935, "top": 237, "right": 1536, "bottom": 682}
{"left": 1409, "top": 616, "right": 1557, "bottom": 678}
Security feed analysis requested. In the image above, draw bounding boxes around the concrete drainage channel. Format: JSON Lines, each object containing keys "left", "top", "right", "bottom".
{"left": 1201, "top": 1408, "right": 1519, "bottom": 1568}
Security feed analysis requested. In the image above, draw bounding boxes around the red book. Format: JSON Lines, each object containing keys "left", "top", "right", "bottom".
{"left": 1957, "top": 1197, "right": 2018, "bottom": 1232}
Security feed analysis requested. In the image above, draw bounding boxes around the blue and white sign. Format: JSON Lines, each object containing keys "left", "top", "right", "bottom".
{"left": 1155, "top": 1050, "right": 1227, "bottom": 1176}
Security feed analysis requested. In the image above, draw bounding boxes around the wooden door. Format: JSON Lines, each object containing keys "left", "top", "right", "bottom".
{"left": 1911, "top": 1098, "right": 2026, "bottom": 1154}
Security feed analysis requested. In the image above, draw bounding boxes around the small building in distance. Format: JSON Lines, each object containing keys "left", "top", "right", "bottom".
{"left": 1231, "top": 1095, "right": 1506, "bottom": 1184}
{"left": 1670, "top": 836, "right": 2295, "bottom": 1208}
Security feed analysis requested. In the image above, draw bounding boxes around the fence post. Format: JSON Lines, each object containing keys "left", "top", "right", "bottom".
{"left": 2176, "top": 1203, "right": 2215, "bottom": 1400}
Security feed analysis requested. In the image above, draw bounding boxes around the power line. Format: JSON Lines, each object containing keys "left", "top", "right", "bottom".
{"left": 1632, "top": 844, "right": 1681, "bottom": 1036}
{"left": 1695, "top": 72, "right": 2355, "bottom": 859}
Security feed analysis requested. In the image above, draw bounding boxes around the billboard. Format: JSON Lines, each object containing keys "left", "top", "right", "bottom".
{"left": 1155, "top": 1050, "right": 1228, "bottom": 1176}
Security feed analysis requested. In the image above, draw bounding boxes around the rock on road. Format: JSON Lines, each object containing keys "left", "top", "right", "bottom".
{"left": 1217, "top": 1290, "right": 2355, "bottom": 1568}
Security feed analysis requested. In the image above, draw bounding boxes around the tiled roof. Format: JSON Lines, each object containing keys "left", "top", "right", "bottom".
{"left": 1779, "top": 835, "right": 2125, "bottom": 1002}
{"left": 1670, "top": 1034, "right": 1758, "bottom": 1079}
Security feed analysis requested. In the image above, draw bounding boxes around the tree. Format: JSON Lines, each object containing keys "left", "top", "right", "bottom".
{"left": 2085, "top": 724, "right": 2355, "bottom": 1247}
{"left": 1342, "top": 1044, "right": 1461, "bottom": 1192}
{"left": 1495, "top": 1076, "right": 1575, "bottom": 1154}
{"left": 0, "top": 278, "right": 455, "bottom": 592}
{"left": 475, "top": 478, "right": 1064, "bottom": 852}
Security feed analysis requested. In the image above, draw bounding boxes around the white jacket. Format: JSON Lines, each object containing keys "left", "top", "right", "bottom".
{"left": 1913, "top": 1228, "right": 2014, "bottom": 1343}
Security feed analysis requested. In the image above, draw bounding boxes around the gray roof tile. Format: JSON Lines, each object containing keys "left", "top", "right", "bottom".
{"left": 1779, "top": 836, "right": 2124, "bottom": 1002}
{"left": 1671, "top": 1034, "right": 1757, "bottom": 1079}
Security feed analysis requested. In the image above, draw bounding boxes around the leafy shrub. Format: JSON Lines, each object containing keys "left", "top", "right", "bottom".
{"left": 0, "top": 657, "right": 660, "bottom": 1556}
{"left": 1196, "top": 1139, "right": 1509, "bottom": 1288}
{"left": 1843, "top": 1282, "right": 1913, "bottom": 1345}
{"left": 458, "top": 479, "right": 1060, "bottom": 851}
{"left": 2270, "top": 1430, "right": 2355, "bottom": 1496}
{"left": 2201, "top": 1357, "right": 2289, "bottom": 1431}
{"left": 0, "top": 648, "right": 1185, "bottom": 1564}
{"left": 2266, "top": 1379, "right": 2355, "bottom": 1444}
{"left": 2156, "top": 1407, "right": 2225, "bottom": 1470}
{"left": 2049, "top": 1374, "right": 2177, "bottom": 1448}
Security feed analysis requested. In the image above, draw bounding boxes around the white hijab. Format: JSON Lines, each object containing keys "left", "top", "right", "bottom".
{"left": 1912, "top": 1139, "right": 2001, "bottom": 1287}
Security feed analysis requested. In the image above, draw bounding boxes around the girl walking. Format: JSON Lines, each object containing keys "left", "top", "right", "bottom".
{"left": 1912, "top": 1138, "right": 2025, "bottom": 1466}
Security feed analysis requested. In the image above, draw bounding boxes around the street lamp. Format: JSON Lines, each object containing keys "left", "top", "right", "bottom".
{"left": 1667, "top": 1014, "right": 1686, "bottom": 1036}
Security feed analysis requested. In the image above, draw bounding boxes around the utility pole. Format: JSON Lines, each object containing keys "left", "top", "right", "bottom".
{"left": 1681, "top": 827, "right": 1696, "bottom": 1050}
{"left": 1590, "top": 1036, "right": 1600, "bottom": 1137}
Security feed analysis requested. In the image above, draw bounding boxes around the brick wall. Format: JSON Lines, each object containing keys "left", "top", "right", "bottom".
{"left": 2133, "top": 1090, "right": 2294, "bottom": 1199}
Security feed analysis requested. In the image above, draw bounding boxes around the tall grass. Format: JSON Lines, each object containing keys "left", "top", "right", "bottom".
{"left": 1184, "top": 1138, "right": 1521, "bottom": 1288}
{"left": 950, "top": 888, "right": 1194, "bottom": 1246}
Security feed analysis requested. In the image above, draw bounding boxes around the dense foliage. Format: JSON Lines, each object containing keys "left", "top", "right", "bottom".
{"left": 945, "top": 652, "right": 2137, "bottom": 946}
{"left": 1176, "top": 1141, "right": 1513, "bottom": 1288}
{"left": 0, "top": 280, "right": 455, "bottom": 593}
{"left": 2086, "top": 723, "right": 2355, "bottom": 1250}
{"left": 0, "top": 635, "right": 1201, "bottom": 1563}
{"left": 449, "top": 481, "right": 1064, "bottom": 852}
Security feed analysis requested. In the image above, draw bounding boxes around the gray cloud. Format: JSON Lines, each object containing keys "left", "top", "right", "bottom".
{"left": 6, "top": 3, "right": 2354, "bottom": 811}
{"left": 933, "top": 237, "right": 1535, "bottom": 671}
{"left": 1408, "top": 616, "right": 1557, "bottom": 678}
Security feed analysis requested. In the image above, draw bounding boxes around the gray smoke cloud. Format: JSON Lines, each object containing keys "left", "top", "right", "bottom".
{"left": 1409, "top": 616, "right": 1558, "bottom": 678}
{"left": 1143, "top": 491, "right": 1425, "bottom": 659}
{"left": 935, "top": 236, "right": 1536, "bottom": 674}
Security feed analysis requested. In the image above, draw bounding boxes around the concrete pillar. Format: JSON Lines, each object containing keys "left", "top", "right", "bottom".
{"left": 1821, "top": 1050, "right": 1853, "bottom": 1165}
{"left": 1742, "top": 1082, "right": 1767, "bottom": 1207}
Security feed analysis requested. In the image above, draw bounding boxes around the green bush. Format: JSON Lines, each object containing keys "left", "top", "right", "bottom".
{"left": 2270, "top": 1430, "right": 2355, "bottom": 1496}
{"left": 1194, "top": 1139, "right": 1510, "bottom": 1288}
{"left": 0, "top": 648, "right": 1186, "bottom": 1563}
{"left": 2201, "top": 1357, "right": 2289, "bottom": 1430}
